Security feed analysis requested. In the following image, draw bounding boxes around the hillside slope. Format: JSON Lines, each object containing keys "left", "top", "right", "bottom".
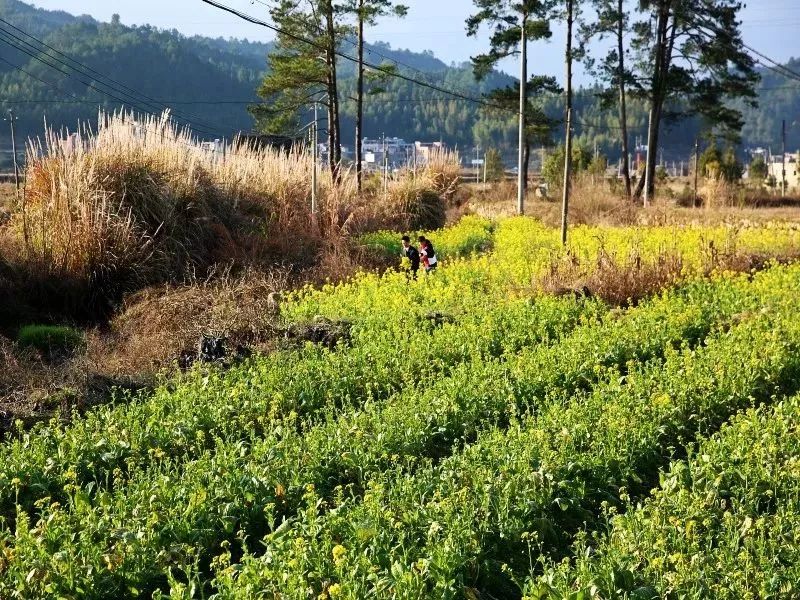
{"left": 0, "top": 0, "right": 798, "bottom": 166}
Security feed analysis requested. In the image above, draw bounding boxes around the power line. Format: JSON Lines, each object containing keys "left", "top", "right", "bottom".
{"left": 0, "top": 37, "right": 225, "bottom": 138}
{"left": 197, "top": 0, "right": 518, "bottom": 116}
{"left": 0, "top": 20, "right": 233, "bottom": 137}
{"left": 0, "top": 17, "right": 233, "bottom": 134}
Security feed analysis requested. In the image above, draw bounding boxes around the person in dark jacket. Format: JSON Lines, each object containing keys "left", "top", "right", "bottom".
{"left": 401, "top": 235, "right": 420, "bottom": 279}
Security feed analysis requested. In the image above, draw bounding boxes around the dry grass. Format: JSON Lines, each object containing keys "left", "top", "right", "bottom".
{"left": 466, "top": 176, "right": 800, "bottom": 228}
{"left": 0, "top": 332, "right": 154, "bottom": 435}
{"left": 0, "top": 182, "right": 16, "bottom": 214}
{"left": 0, "top": 111, "right": 461, "bottom": 321}
{"left": 88, "top": 267, "right": 289, "bottom": 378}
{"left": 538, "top": 243, "right": 800, "bottom": 307}
{"left": 0, "top": 268, "right": 291, "bottom": 433}
{"left": 539, "top": 248, "right": 685, "bottom": 307}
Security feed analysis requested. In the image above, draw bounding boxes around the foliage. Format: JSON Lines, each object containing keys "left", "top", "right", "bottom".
{"left": 700, "top": 144, "right": 744, "bottom": 182}
{"left": 1, "top": 216, "right": 800, "bottom": 596}
{"left": 2, "top": 0, "right": 800, "bottom": 173}
{"left": 534, "top": 392, "right": 800, "bottom": 598}
{"left": 541, "top": 142, "right": 592, "bottom": 188}
{"left": 484, "top": 147, "right": 505, "bottom": 181}
{"left": 749, "top": 154, "right": 767, "bottom": 181}
{"left": 16, "top": 324, "right": 83, "bottom": 354}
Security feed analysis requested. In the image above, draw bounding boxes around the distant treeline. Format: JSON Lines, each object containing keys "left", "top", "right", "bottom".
{"left": 0, "top": 0, "right": 798, "bottom": 169}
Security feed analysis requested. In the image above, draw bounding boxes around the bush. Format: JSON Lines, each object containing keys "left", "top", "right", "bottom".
{"left": 381, "top": 178, "right": 446, "bottom": 231}
{"left": 542, "top": 143, "right": 592, "bottom": 189}
{"left": 17, "top": 324, "right": 84, "bottom": 355}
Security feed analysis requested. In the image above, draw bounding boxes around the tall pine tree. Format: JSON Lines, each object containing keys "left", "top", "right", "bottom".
{"left": 253, "top": 0, "right": 350, "bottom": 179}
{"left": 630, "top": 0, "right": 758, "bottom": 200}
{"left": 466, "top": 0, "right": 556, "bottom": 188}
{"left": 342, "top": 0, "right": 407, "bottom": 191}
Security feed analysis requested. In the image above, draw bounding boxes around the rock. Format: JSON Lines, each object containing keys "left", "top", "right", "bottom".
{"left": 266, "top": 291, "right": 283, "bottom": 315}
{"left": 285, "top": 319, "right": 352, "bottom": 350}
{"left": 425, "top": 311, "right": 455, "bottom": 327}
{"left": 552, "top": 285, "right": 593, "bottom": 300}
{"left": 198, "top": 335, "right": 227, "bottom": 362}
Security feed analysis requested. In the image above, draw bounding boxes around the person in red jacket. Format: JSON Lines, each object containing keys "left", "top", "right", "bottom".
{"left": 418, "top": 235, "right": 438, "bottom": 273}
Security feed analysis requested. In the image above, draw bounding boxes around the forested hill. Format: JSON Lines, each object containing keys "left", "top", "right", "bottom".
{"left": 0, "top": 0, "right": 515, "bottom": 155}
{"left": 1, "top": 0, "right": 799, "bottom": 167}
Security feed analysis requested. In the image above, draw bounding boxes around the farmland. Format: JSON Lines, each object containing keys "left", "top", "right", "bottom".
{"left": 1, "top": 216, "right": 800, "bottom": 598}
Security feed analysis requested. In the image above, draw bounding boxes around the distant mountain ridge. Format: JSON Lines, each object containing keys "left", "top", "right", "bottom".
{"left": 0, "top": 0, "right": 494, "bottom": 149}
{"left": 0, "top": 0, "right": 798, "bottom": 167}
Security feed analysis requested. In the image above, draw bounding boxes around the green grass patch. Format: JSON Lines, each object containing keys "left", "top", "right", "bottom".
{"left": 16, "top": 324, "right": 84, "bottom": 355}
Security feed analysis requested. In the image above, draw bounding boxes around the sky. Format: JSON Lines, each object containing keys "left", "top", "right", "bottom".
{"left": 27, "top": 0, "right": 800, "bottom": 85}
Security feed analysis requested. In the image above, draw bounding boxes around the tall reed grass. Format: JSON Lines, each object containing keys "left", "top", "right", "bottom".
{"left": 6, "top": 111, "right": 458, "bottom": 315}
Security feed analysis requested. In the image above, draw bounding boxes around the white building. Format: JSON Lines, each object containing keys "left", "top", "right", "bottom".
{"left": 768, "top": 152, "right": 800, "bottom": 192}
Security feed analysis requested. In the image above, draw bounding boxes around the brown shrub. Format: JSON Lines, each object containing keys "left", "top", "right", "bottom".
{"left": 539, "top": 248, "right": 685, "bottom": 307}
{"left": 89, "top": 267, "right": 289, "bottom": 377}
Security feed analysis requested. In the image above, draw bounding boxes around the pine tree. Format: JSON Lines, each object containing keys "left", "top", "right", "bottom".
{"left": 253, "top": 0, "right": 350, "bottom": 179}
{"left": 484, "top": 148, "right": 506, "bottom": 181}
{"left": 342, "top": 0, "right": 407, "bottom": 191}
{"left": 580, "top": 0, "right": 634, "bottom": 199}
{"left": 466, "top": 0, "right": 556, "bottom": 188}
{"left": 630, "top": 0, "right": 758, "bottom": 200}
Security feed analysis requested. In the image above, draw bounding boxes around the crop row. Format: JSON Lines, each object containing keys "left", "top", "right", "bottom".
{"left": 489, "top": 217, "right": 800, "bottom": 284}
{"left": 290, "top": 217, "right": 800, "bottom": 326}
{"left": 208, "top": 266, "right": 800, "bottom": 599}
{"left": 530, "top": 392, "right": 800, "bottom": 600}
{"left": 0, "top": 290, "right": 601, "bottom": 518}
{"left": 1, "top": 267, "right": 797, "bottom": 597}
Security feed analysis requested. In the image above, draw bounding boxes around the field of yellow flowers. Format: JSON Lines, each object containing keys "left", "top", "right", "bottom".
{"left": 1, "top": 216, "right": 800, "bottom": 598}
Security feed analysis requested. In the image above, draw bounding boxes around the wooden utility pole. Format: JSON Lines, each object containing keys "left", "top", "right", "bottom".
{"left": 6, "top": 109, "right": 19, "bottom": 198}
{"left": 560, "top": 0, "right": 574, "bottom": 245}
{"left": 311, "top": 102, "right": 319, "bottom": 218}
{"left": 782, "top": 119, "right": 787, "bottom": 195}
{"left": 382, "top": 133, "right": 388, "bottom": 194}
{"left": 516, "top": 12, "right": 527, "bottom": 215}
{"left": 693, "top": 138, "right": 699, "bottom": 208}
{"left": 643, "top": 108, "right": 653, "bottom": 207}
{"left": 616, "top": 0, "right": 631, "bottom": 201}
{"left": 355, "top": 0, "right": 364, "bottom": 192}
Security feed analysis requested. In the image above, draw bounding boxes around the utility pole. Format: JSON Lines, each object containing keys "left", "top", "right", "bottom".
{"left": 693, "top": 138, "right": 699, "bottom": 208}
{"left": 382, "top": 133, "right": 388, "bottom": 194}
{"left": 311, "top": 102, "right": 319, "bottom": 220}
{"left": 475, "top": 146, "right": 480, "bottom": 184}
{"left": 483, "top": 150, "right": 487, "bottom": 184}
{"left": 413, "top": 143, "right": 417, "bottom": 181}
{"left": 560, "top": 0, "right": 574, "bottom": 246}
{"left": 516, "top": 12, "right": 527, "bottom": 215}
{"left": 643, "top": 108, "right": 653, "bottom": 207}
{"left": 561, "top": 107, "right": 573, "bottom": 244}
{"left": 6, "top": 109, "right": 19, "bottom": 198}
{"left": 355, "top": 0, "right": 364, "bottom": 193}
{"left": 782, "top": 119, "right": 787, "bottom": 196}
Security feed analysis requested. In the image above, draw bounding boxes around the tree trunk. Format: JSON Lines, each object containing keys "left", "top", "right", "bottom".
{"left": 560, "top": 0, "right": 573, "bottom": 245}
{"left": 355, "top": 3, "right": 364, "bottom": 192}
{"left": 616, "top": 0, "right": 631, "bottom": 201}
{"left": 639, "top": 2, "right": 672, "bottom": 202}
{"left": 324, "top": 0, "right": 341, "bottom": 181}
{"left": 327, "top": 91, "right": 335, "bottom": 176}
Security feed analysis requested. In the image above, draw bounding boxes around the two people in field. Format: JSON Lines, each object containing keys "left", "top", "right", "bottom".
{"left": 401, "top": 235, "right": 437, "bottom": 280}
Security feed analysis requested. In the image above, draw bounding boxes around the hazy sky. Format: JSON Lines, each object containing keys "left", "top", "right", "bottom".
{"left": 28, "top": 0, "right": 800, "bottom": 85}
